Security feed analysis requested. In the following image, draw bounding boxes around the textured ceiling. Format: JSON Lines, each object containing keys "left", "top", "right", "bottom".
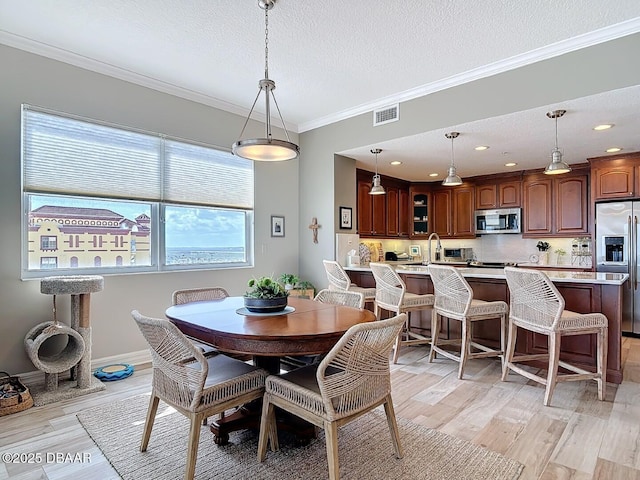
{"left": 2, "top": 1, "right": 640, "bottom": 180}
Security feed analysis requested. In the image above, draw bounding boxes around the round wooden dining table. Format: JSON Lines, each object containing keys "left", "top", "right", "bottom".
{"left": 165, "top": 295, "right": 376, "bottom": 443}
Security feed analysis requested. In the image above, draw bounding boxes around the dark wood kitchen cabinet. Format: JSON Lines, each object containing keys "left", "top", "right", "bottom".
{"left": 589, "top": 152, "right": 640, "bottom": 200}
{"left": 475, "top": 180, "right": 521, "bottom": 209}
{"left": 410, "top": 186, "right": 431, "bottom": 238}
{"left": 356, "top": 169, "right": 409, "bottom": 238}
{"left": 522, "top": 169, "right": 589, "bottom": 237}
{"left": 430, "top": 185, "right": 475, "bottom": 238}
{"left": 431, "top": 188, "right": 452, "bottom": 237}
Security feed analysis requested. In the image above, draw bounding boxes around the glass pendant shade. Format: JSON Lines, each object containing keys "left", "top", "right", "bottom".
{"left": 232, "top": 0, "right": 299, "bottom": 161}
{"left": 544, "top": 109, "right": 570, "bottom": 175}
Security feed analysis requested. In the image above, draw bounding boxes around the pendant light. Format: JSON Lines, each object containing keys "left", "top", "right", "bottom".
{"left": 544, "top": 109, "right": 571, "bottom": 175}
{"left": 442, "top": 132, "right": 462, "bottom": 186}
{"left": 369, "top": 148, "right": 386, "bottom": 195}
{"left": 232, "top": 0, "right": 299, "bottom": 161}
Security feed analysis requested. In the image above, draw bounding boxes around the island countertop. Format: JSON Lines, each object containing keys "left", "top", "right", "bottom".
{"left": 345, "top": 264, "right": 628, "bottom": 286}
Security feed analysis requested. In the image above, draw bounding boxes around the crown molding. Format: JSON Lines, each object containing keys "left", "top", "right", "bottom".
{"left": 297, "top": 18, "right": 640, "bottom": 132}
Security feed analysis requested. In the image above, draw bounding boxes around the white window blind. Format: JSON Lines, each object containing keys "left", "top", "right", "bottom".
{"left": 22, "top": 106, "right": 254, "bottom": 208}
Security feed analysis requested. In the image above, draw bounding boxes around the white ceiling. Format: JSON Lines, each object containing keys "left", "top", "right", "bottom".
{"left": 2, "top": 1, "right": 640, "bottom": 181}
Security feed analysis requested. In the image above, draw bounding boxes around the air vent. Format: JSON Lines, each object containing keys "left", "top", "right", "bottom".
{"left": 373, "top": 104, "right": 399, "bottom": 126}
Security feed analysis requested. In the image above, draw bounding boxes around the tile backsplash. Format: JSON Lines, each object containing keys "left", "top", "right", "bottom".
{"left": 369, "top": 235, "right": 583, "bottom": 266}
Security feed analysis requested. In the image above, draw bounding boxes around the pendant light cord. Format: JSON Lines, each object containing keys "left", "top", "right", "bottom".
{"left": 450, "top": 135, "right": 455, "bottom": 167}
{"left": 264, "top": 5, "right": 269, "bottom": 79}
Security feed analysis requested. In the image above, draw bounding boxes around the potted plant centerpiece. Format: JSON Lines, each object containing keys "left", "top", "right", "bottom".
{"left": 244, "top": 276, "right": 289, "bottom": 313}
{"left": 278, "top": 273, "right": 299, "bottom": 291}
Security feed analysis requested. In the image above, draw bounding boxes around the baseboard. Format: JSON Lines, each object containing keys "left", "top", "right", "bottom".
{"left": 18, "top": 349, "right": 152, "bottom": 386}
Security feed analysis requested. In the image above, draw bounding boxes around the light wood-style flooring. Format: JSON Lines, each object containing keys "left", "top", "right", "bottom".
{"left": 3, "top": 337, "right": 640, "bottom": 479}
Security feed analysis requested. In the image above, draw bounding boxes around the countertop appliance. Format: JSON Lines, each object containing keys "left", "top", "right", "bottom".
{"left": 443, "top": 247, "right": 474, "bottom": 262}
{"left": 595, "top": 202, "right": 637, "bottom": 334}
{"left": 474, "top": 208, "right": 521, "bottom": 234}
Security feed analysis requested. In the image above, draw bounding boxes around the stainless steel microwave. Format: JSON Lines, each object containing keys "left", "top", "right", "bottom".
{"left": 474, "top": 208, "right": 521, "bottom": 234}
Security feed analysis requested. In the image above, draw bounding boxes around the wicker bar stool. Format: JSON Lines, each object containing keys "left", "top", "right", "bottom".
{"left": 428, "top": 264, "right": 508, "bottom": 379}
{"left": 323, "top": 260, "right": 376, "bottom": 307}
{"left": 369, "top": 262, "right": 434, "bottom": 363}
{"left": 502, "top": 267, "right": 608, "bottom": 406}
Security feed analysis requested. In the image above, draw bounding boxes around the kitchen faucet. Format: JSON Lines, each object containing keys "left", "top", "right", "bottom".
{"left": 425, "top": 232, "right": 442, "bottom": 265}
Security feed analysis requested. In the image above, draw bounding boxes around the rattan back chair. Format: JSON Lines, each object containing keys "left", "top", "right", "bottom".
{"left": 314, "top": 288, "right": 365, "bottom": 309}
{"left": 503, "top": 267, "right": 608, "bottom": 406}
{"left": 172, "top": 287, "right": 230, "bottom": 305}
{"left": 131, "top": 310, "right": 267, "bottom": 480}
{"left": 171, "top": 287, "right": 230, "bottom": 357}
{"left": 428, "top": 264, "right": 508, "bottom": 379}
{"left": 257, "top": 314, "right": 406, "bottom": 480}
{"left": 322, "top": 260, "right": 376, "bottom": 305}
{"left": 370, "top": 262, "right": 434, "bottom": 363}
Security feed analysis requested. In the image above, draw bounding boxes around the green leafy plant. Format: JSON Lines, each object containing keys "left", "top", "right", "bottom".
{"left": 278, "top": 273, "right": 299, "bottom": 288}
{"left": 536, "top": 241, "right": 551, "bottom": 252}
{"left": 555, "top": 248, "right": 566, "bottom": 256}
{"left": 297, "top": 280, "right": 316, "bottom": 295}
{"left": 244, "top": 276, "right": 288, "bottom": 299}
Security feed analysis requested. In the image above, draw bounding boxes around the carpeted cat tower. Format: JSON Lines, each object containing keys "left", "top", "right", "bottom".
{"left": 24, "top": 275, "right": 106, "bottom": 405}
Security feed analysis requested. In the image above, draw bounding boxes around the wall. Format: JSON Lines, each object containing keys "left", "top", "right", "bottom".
{"left": 0, "top": 45, "right": 299, "bottom": 375}
{"left": 298, "top": 33, "right": 640, "bottom": 287}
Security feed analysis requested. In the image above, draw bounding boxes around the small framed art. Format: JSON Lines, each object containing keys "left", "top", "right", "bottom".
{"left": 339, "top": 207, "right": 352, "bottom": 229}
{"left": 410, "top": 245, "right": 421, "bottom": 257}
{"left": 271, "top": 215, "right": 285, "bottom": 237}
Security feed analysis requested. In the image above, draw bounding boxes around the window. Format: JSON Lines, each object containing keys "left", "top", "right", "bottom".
{"left": 22, "top": 105, "right": 254, "bottom": 278}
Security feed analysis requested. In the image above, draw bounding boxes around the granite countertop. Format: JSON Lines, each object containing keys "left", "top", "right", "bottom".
{"left": 346, "top": 264, "right": 628, "bottom": 286}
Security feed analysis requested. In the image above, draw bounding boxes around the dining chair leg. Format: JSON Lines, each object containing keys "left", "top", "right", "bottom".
{"left": 324, "top": 420, "right": 340, "bottom": 480}
{"left": 258, "top": 396, "right": 278, "bottom": 461}
{"left": 184, "top": 415, "right": 202, "bottom": 480}
{"left": 374, "top": 302, "right": 381, "bottom": 320}
{"left": 501, "top": 322, "right": 517, "bottom": 381}
{"left": 458, "top": 319, "right": 471, "bottom": 379}
{"left": 544, "top": 332, "right": 562, "bottom": 407}
{"left": 499, "top": 313, "right": 506, "bottom": 369}
{"left": 382, "top": 395, "right": 403, "bottom": 459}
{"left": 140, "top": 394, "right": 160, "bottom": 451}
{"left": 597, "top": 326, "right": 608, "bottom": 401}
{"left": 429, "top": 310, "right": 440, "bottom": 363}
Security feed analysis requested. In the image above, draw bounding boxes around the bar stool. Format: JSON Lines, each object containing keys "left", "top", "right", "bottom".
{"left": 502, "top": 267, "right": 607, "bottom": 406}
{"left": 369, "top": 262, "right": 434, "bottom": 363}
{"left": 323, "top": 260, "right": 376, "bottom": 307}
{"left": 428, "top": 264, "right": 508, "bottom": 379}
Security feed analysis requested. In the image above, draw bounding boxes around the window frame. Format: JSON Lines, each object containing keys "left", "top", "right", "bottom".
{"left": 21, "top": 105, "right": 255, "bottom": 279}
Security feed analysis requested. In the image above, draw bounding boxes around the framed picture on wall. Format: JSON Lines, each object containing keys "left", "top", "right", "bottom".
{"left": 271, "top": 215, "right": 285, "bottom": 237}
{"left": 339, "top": 207, "right": 352, "bottom": 229}
{"left": 410, "top": 245, "right": 421, "bottom": 257}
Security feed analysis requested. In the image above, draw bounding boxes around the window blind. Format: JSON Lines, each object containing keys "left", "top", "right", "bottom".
{"left": 22, "top": 106, "right": 254, "bottom": 209}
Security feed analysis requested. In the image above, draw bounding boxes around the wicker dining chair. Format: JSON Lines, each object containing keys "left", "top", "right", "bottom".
{"left": 369, "top": 262, "right": 434, "bottom": 363}
{"left": 257, "top": 314, "right": 406, "bottom": 480}
{"left": 314, "top": 288, "right": 365, "bottom": 309}
{"left": 323, "top": 260, "right": 376, "bottom": 306}
{"left": 428, "top": 264, "right": 508, "bottom": 379}
{"left": 171, "top": 287, "right": 230, "bottom": 357}
{"left": 502, "top": 267, "right": 608, "bottom": 406}
{"left": 131, "top": 310, "right": 267, "bottom": 480}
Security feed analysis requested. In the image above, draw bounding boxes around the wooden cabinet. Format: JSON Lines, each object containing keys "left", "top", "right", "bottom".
{"left": 431, "top": 185, "right": 475, "bottom": 238}
{"left": 356, "top": 169, "right": 409, "bottom": 238}
{"left": 522, "top": 170, "right": 589, "bottom": 237}
{"left": 409, "top": 186, "right": 430, "bottom": 238}
{"left": 476, "top": 180, "right": 521, "bottom": 209}
{"left": 589, "top": 153, "right": 640, "bottom": 200}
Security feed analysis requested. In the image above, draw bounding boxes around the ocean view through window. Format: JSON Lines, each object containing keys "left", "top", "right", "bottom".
{"left": 22, "top": 105, "right": 254, "bottom": 278}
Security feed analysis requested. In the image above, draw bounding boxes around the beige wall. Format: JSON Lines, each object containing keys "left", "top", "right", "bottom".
{"left": 0, "top": 45, "right": 299, "bottom": 374}
{"left": 298, "top": 33, "right": 640, "bottom": 289}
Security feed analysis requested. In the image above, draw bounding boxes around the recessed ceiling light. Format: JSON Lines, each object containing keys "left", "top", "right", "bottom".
{"left": 504, "top": 162, "right": 517, "bottom": 167}
{"left": 390, "top": 160, "right": 402, "bottom": 165}
{"left": 474, "top": 146, "right": 489, "bottom": 151}
{"left": 593, "top": 124, "right": 614, "bottom": 131}
{"left": 428, "top": 172, "right": 439, "bottom": 177}
{"left": 606, "top": 147, "right": 622, "bottom": 153}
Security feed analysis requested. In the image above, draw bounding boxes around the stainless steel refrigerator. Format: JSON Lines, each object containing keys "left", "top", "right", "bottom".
{"left": 595, "top": 202, "right": 638, "bottom": 334}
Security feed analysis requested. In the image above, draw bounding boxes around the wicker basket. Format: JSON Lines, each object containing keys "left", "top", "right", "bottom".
{"left": 0, "top": 371, "right": 33, "bottom": 416}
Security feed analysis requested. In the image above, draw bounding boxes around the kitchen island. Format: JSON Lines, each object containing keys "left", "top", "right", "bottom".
{"left": 346, "top": 264, "right": 628, "bottom": 384}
